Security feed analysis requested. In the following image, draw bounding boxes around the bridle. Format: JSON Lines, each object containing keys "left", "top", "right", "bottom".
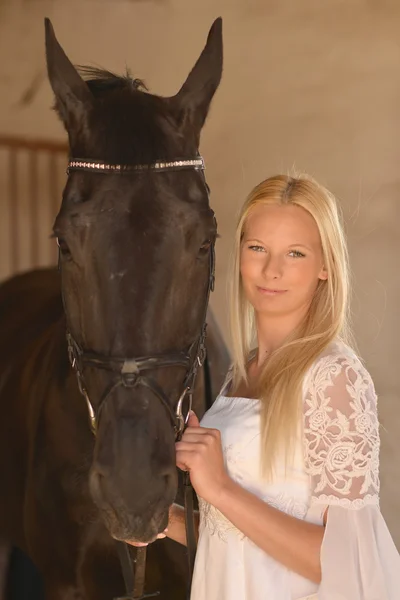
{"left": 60, "top": 155, "right": 215, "bottom": 600}
{"left": 65, "top": 305, "right": 211, "bottom": 439}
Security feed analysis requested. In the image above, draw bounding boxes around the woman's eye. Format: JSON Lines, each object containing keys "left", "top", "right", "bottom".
{"left": 248, "top": 245, "right": 264, "bottom": 253}
{"left": 289, "top": 250, "right": 305, "bottom": 258}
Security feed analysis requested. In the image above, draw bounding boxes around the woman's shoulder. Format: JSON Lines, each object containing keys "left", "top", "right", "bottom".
{"left": 310, "top": 338, "right": 363, "bottom": 369}
{"left": 303, "top": 338, "right": 376, "bottom": 397}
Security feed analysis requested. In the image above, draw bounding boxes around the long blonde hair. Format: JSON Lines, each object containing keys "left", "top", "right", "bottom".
{"left": 228, "top": 173, "right": 353, "bottom": 478}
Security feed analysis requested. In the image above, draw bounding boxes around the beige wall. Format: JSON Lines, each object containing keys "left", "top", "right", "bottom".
{"left": 0, "top": 0, "right": 399, "bottom": 545}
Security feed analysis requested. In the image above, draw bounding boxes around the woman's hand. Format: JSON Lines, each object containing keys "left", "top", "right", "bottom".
{"left": 175, "top": 411, "right": 231, "bottom": 506}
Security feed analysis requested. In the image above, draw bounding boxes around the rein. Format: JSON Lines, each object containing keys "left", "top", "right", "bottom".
{"left": 60, "top": 155, "right": 215, "bottom": 600}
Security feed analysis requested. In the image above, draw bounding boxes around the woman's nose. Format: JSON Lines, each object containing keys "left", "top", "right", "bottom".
{"left": 262, "top": 255, "right": 282, "bottom": 279}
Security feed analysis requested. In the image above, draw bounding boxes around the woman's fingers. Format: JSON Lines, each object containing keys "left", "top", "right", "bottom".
{"left": 176, "top": 441, "right": 207, "bottom": 451}
{"left": 187, "top": 411, "right": 200, "bottom": 427}
{"left": 156, "top": 528, "right": 168, "bottom": 539}
{"left": 183, "top": 426, "right": 220, "bottom": 437}
{"left": 179, "top": 429, "right": 220, "bottom": 445}
{"left": 176, "top": 448, "right": 197, "bottom": 471}
{"left": 129, "top": 530, "right": 168, "bottom": 547}
{"left": 176, "top": 428, "right": 222, "bottom": 471}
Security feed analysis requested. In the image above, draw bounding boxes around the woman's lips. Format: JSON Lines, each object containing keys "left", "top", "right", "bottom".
{"left": 257, "top": 287, "right": 287, "bottom": 296}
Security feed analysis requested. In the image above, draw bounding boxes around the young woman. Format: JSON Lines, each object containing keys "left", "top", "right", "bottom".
{"left": 169, "top": 174, "right": 400, "bottom": 599}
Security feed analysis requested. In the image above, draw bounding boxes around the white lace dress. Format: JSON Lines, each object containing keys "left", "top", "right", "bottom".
{"left": 190, "top": 340, "right": 400, "bottom": 600}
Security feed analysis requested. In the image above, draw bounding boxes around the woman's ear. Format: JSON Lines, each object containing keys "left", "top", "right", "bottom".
{"left": 318, "top": 266, "right": 328, "bottom": 281}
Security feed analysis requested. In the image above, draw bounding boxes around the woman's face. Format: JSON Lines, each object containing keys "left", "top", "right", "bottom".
{"left": 240, "top": 203, "right": 328, "bottom": 319}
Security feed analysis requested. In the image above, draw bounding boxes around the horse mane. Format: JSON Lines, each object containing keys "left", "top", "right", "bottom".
{"left": 67, "top": 65, "right": 178, "bottom": 164}
{"left": 77, "top": 66, "right": 148, "bottom": 96}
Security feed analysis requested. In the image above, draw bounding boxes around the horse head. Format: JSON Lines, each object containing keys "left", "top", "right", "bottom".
{"left": 45, "top": 17, "right": 222, "bottom": 544}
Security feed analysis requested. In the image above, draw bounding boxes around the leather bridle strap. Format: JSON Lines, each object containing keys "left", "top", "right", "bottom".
{"left": 184, "top": 472, "right": 196, "bottom": 598}
{"left": 67, "top": 333, "right": 195, "bottom": 432}
{"left": 115, "top": 544, "right": 157, "bottom": 600}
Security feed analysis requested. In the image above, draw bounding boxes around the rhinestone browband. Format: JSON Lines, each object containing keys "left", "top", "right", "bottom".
{"left": 67, "top": 157, "right": 205, "bottom": 174}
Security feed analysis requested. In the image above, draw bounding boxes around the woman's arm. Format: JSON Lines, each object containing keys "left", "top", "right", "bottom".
{"left": 166, "top": 503, "right": 200, "bottom": 547}
{"left": 214, "top": 478, "right": 325, "bottom": 583}
{"left": 176, "top": 412, "right": 326, "bottom": 583}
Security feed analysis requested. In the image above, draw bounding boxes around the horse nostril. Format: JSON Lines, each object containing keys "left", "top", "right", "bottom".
{"left": 91, "top": 462, "right": 112, "bottom": 496}
{"left": 92, "top": 468, "right": 104, "bottom": 486}
{"left": 92, "top": 457, "right": 113, "bottom": 478}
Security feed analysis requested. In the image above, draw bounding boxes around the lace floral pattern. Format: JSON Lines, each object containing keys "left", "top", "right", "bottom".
{"left": 199, "top": 490, "right": 309, "bottom": 542}
{"left": 303, "top": 349, "right": 380, "bottom": 507}
{"left": 199, "top": 498, "right": 245, "bottom": 541}
{"left": 198, "top": 440, "right": 246, "bottom": 541}
{"left": 199, "top": 431, "right": 309, "bottom": 542}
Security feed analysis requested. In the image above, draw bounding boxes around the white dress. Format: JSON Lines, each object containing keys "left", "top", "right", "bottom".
{"left": 190, "top": 340, "right": 400, "bottom": 600}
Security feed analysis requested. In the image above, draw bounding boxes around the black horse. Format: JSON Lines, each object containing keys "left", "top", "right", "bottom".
{"left": 0, "top": 18, "right": 227, "bottom": 600}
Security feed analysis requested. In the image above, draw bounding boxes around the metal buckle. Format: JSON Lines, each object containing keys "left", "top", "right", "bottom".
{"left": 84, "top": 390, "right": 97, "bottom": 435}
{"left": 175, "top": 387, "right": 192, "bottom": 436}
{"left": 197, "top": 344, "right": 207, "bottom": 368}
{"left": 67, "top": 339, "right": 76, "bottom": 368}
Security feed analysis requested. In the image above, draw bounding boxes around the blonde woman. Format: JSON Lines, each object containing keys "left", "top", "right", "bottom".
{"left": 169, "top": 174, "right": 400, "bottom": 599}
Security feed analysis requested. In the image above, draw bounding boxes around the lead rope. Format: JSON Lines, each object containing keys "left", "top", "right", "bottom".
{"left": 184, "top": 473, "right": 197, "bottom": 600}
{"left": 114, "top": 543, "right": 159, "bottom": 600}
{"left": 182, "top": 353, "right": 213, "bottom": 600}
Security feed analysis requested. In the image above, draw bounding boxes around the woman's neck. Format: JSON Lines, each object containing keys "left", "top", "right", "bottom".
{"left": 254, "top": 309, "right": 307, "bottom": 368}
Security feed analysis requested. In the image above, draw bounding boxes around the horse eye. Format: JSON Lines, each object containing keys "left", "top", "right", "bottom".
{"left": 56, "top": 237, "right": 71, "bottom": 258}
{"left": 199, "top": 240, "right": 212, "bottom": 255}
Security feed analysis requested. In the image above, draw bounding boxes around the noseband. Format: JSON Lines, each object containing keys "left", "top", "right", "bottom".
{"left": 66, "top": 327, "right": 209, "bottom": 438}
{"left": 60, "top": 155, "right": 215, "bottom": 600}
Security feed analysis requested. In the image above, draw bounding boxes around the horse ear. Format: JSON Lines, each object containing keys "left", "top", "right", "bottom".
{"left": 174, "top": 17, "right": 223, "bottom": 134}
{"left": 44, "top": 18, "right": 93, "bottom": 131}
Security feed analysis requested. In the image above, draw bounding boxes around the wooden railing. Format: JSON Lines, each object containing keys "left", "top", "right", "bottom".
{"left": 0, "top": 135, "right": 68, "bottom": 281}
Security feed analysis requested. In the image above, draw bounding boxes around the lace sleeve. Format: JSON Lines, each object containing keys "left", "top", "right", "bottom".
{"left": 303, "top": 351, "right": 380, "bottom": 508}
{"left": 301, "top": 351, "right": 400, "bottom": 600}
